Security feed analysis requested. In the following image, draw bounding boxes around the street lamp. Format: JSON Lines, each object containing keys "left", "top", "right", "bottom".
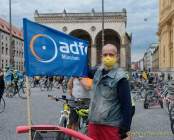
{"left": 102, "top": 0, "right": 104, "bottom": 47}
{"left": 9, "top": 0, "right": 13, "bottom": 67}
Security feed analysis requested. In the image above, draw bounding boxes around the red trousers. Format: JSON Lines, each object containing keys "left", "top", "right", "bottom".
{"left": 88, "top": 122, "right": 121, "bottom": 140}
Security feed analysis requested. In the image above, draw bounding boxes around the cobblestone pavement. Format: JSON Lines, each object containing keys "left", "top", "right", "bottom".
{"left": 131, "top": 100, "right": 174, "bottom": 140}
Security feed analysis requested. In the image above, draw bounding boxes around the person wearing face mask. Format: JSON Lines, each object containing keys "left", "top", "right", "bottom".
{"left": 87, "top": 44, "right": 132, "bottom": 140}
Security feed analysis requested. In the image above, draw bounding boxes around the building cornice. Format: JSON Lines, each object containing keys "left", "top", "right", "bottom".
{"left": 0, "top": 29, "right": 23, "bottom": 41}
{"left": 159, "top": 8, "right": 174, "bottom": 28}
{"left": 34, "top": 11, "right": 127, "bottom": 24}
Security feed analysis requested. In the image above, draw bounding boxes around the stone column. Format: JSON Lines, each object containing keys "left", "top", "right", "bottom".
{"left": 172, "top": 19, "right": 174, "bottom": 70}
{"left": 90, "top": 44, "right": 97, "bottom": 67}
{"left": 120, "top": 45, "right": 126, "bottom": 68}
{"left": 159, "top": 35, "right": 162, "bottom": 70}
{"left": 166, "top": 27, "right": 170, "bottom": 69}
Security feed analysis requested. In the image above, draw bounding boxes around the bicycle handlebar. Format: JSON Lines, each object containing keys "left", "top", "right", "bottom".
{"left": 48, "top": 95, "right": 88, "bottom": 103}
{"left": 48, "top": 95, "right": 89, "bottom": 109}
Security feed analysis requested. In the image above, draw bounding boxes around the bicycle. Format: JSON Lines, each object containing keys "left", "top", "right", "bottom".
{"left": 62, "top": 79, "right": 68, "bottom": 93}
{"left": 39, "top": 78, "right": 52, "bottom": 91}
{"left": 48, "top": 95, "right": 89, "bottom": 135}
{"left": 5, "top": 80, "right": 28, "bottom": 99}
{"left": 46, "top": 80, "right": 53, "bottom": 91}
{"left": 144, "top": 89, "right": 163, "bottom": 109}
{"left": 0, "top": 96, "right": 5, "bottom": 113}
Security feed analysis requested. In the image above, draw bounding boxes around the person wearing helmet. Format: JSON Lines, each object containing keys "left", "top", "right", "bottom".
{"left": 12, "top": 70, "right": 20, "bottom": 95}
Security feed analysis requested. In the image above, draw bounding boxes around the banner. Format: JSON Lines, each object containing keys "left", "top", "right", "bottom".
{"left": 23, "top": 19, "right": 89, "bottom": 77}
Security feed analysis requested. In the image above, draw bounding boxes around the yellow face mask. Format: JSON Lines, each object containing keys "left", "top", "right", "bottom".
{"left": 102, "top": 56, "right": 117, "bottom": 69}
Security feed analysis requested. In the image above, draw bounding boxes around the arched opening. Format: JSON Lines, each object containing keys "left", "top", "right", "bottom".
{"left": 95, "top": 29, "right": 121, "bottom": 65}
{"left": 69, "top": 29, "right": 92, "bottom": 65}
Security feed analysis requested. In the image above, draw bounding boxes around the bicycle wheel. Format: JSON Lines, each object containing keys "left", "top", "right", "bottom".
{"left": 5, "top": 85, "right": 15, "bottom": 98}
{"left": 58, "top": 116, "right": 71, "bottom": 140}
{"left": 79, "top": 117, "right": 88, "bottom": 134}
{"left": 59, "top": 116, "right": 67, "bottom": 127}
{"left": 53, "top": 81, "right": 60, "bottom": 89}
{"left": 39, "top": 82, "right": 45, "bottom": 92}
{"left": 0, "top": 97, "right": 5, "bottom": 113}
{"left": 159, "top": 99, "right": 163, "bottom": 109}
{"left": 171, "top": 120, "right": 174, "bottom": 134}
{"left": 144, "top": 94, "right": 150, "bottom": 109}
{"left": 169, "top": 105, "right": 174, "bottom": 121}
{"left": 18, "top": 86, "right": 28, "bottom": 99}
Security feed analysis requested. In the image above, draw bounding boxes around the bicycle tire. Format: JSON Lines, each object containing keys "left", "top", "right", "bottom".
{"left": 53, "top": 81, "right": 60, "bottom": 89}
{"left": 171, "top": 120, "right": 174, "bottom": 134}
{"left": 166, "top": 101, "right": 170, "bottom": 112}
{"left": 144, "top": 94, "right": 150, "bottom": 109}
{"left": 39, "top": 83, "right": 45, "bottom": 92}
{"left": 58, "top": 116, "right": 72, "bottom": 140}
{"left": 18, "top": 87, "right": 27, "bottom": 99}
{"left": 59, "top": 116, "right": 67, "bottom": 127}
{"left": 78, "top": 117, "right": 87, "bottom": 134}
{"left": 30, "top": 81, "right": 35, "bottom": 88}
{"left": 159, "top": 100, "right": 163, "bottom": 109}
{"left": 169, "top": 105, "right": 174, "bottom": 121}
{"left": 5, "top": 86, "right": 15, "bottom": 98}
{"left": 0, "top": 97, "right": 5, "bottom": 113}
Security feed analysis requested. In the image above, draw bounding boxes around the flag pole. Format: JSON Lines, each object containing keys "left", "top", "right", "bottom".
{"left": 25, "top": 76, "right": 32, "bottom": 140}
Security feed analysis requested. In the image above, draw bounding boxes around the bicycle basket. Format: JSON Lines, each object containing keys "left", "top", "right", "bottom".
{"left": 31, "top": 130, "right": 68, "bottom": 140}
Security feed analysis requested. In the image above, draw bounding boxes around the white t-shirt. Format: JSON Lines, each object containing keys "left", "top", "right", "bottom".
{"left": 72, "top": 78, "right": 90, "bottom": 99}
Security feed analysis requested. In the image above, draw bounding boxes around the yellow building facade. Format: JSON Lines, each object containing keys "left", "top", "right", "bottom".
{"left": 152, "top": 45, "right": 159, "bottom": 72}
{"left": 158, "top": 0, "right": 174, "bottom": 72}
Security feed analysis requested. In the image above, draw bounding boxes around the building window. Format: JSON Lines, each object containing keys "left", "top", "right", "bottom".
{"left": 6, "top": 48, "right": 8, "bottom": 55}
{"left": 2, "top": 47, "right": 4, "bottom": 54}
{"left": 16, "top": 62, "right": 18, "bottom": 70}
{"left": 1, "top": 34, "right": 3, "bottom": 39}
{"left": 6, "top": 60, "right": 8, "bottom": 66}
{"left": 14, "top": 50, "right": 16, "bottom": 56}
{"left": 1, "top": 60, "right": 4, "bottom": 68}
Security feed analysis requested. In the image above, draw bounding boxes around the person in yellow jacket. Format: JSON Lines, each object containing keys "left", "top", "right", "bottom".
{"left": 142, "top": 71, "right": 148, "bottom": 80}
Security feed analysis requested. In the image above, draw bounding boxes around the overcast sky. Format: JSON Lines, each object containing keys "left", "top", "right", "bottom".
{"left": 0, "top": 0, "right": 158, "bottom": 62}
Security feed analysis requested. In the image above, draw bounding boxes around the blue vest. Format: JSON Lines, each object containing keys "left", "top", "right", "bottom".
{"left": 88, "top": 67, "right": 127, "bottom": 127}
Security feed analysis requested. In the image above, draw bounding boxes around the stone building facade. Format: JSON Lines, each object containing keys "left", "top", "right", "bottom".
{"left": 158, "top": 0, "right": 174, "bottom": 74}
{"left": 143, "top": 44, "right": 157, "bottom": 72}
{"left": 34, "top": 9, "right": 132, "bottom": 69}
{"left": 152, "top": 45, "right": 159, "bottom": 72}
{"left": 0, "top": 18, "right": 24, "bottom": 71}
